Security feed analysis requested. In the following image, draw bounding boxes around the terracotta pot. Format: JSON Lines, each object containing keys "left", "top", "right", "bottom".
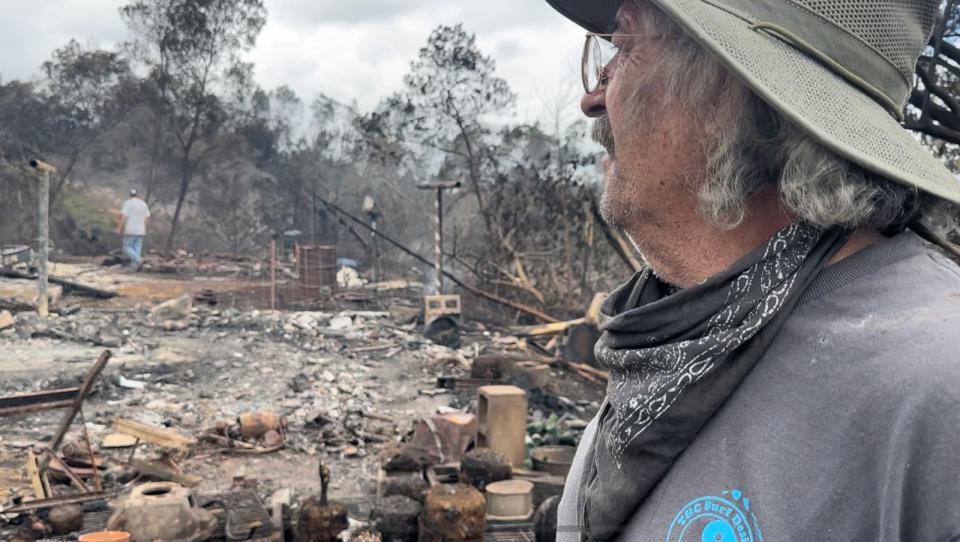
{"left": 78, "top": 532, "right": 131, "bottom": 542}
{"left": 238, "top": 412, "right": 282, "bottom": 440}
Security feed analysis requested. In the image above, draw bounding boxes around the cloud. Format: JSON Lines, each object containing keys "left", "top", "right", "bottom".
{"left": 268, "top": 0, "right": 435, "bottom": 25}
{"left": 0, "top": 0, "right": 588, "bottom": 126}
{"left": 0, "top": 0, "right": 127, "bottom": 81}
{"left": 250, "top": 0, "right": 586, "bottom": 124}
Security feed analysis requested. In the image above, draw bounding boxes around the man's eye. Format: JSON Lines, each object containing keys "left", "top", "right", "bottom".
{"left": 601, "top": 38, "right": 627, "bottom": 58}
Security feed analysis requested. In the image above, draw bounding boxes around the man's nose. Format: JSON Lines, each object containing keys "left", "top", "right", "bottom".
{"left": 581, "top": 89, "right": 607, "bottom": 118}
{"left": 581, "top": 56, "right": 617, "bottom": 118}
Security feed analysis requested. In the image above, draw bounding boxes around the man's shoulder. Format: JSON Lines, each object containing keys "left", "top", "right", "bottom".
{"left": 124, "top": 199, "right": 149, "bottom": 212}
{"left": 788, "top": 239, "right": 960, "bottom": 386}
{"left": 814, "top": 235, "right": 960, "bottom": 319}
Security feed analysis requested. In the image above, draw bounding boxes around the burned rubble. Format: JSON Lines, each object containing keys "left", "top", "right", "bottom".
{"left": 0, "top": 262, "right": 605, "bottom": 542}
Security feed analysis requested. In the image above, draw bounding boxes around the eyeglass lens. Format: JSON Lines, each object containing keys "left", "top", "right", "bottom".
{"left": 583, "top": 35, "right": 619, "bottom": 93}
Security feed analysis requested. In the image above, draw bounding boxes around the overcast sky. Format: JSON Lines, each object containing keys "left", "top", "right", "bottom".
{"left": 0, "top": 0, "right": 587, "bottom": 127}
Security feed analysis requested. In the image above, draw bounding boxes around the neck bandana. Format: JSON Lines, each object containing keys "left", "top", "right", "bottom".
{"left": 578, "top": 222, "right": 851, "bottom": 540}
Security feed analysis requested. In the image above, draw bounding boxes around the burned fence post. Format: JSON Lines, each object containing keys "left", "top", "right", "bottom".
{"left": 30, "top": 159, "right": 57, "bottom": 320}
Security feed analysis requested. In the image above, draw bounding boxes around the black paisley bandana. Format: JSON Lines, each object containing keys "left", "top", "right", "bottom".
{"left": 578, "top": 222, "right": 851, "bottom": 540}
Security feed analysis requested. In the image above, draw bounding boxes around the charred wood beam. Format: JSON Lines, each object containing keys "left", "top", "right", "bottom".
{"left": 918, "top": 54, "right": 960, "bottom": 80}
{"left": 906, "top": 1, "right": 960, "bottom": 144}
{"left": 909, "top": 88, "right": 960, "bottom": 132}
{"left": 41, "top": 351, "right": 112, "bottom": 469}
{"left": 937, "top": 39, "right": 960, "bottom": 67}
{"left": 0, "top": 269, "right": 118, "bottom": 299}
{"left": 916, "top": 61, "right": 960, "bottom": 115}
{"left": 0, "top": 387, "right": 81, "bottom": 418}
{"left": 918, "top": 2, "right": 954, "bottom": 122}
{"left": 903, "top": 120, "right": 960, "bottom": 145}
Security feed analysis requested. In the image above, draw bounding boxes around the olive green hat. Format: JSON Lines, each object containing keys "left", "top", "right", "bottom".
{"left": 546, "top": 0, "right": 960, "bottom": 205}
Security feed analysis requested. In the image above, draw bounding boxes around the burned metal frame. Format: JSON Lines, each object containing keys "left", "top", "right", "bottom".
{"left": 1, "top": 491, "right": 113, "bottom": 515}
{"left": 2, "top": 351, "right": 113, "bottom": 501}
{"left": 0, "top": 387, "right": 81, "bottom": 417}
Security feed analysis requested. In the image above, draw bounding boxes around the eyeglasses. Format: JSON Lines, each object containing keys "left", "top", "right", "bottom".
{"left": 581, "top": 33, "right": 650, "bottom": 94}
{"left": 582, "top": 33, "right": 621, "bottom": 94}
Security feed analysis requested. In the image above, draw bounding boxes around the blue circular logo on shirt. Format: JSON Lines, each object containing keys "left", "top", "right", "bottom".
{"left": 664, "top": 489, "right": 763, "bottom": 542}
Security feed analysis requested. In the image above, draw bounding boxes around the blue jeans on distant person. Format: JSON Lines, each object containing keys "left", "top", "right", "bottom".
{"left": 123, "top": 236, "right": 143, "bottom": 269}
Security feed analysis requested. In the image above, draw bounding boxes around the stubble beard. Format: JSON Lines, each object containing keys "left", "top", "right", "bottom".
{"left": 592, "top": 116, "right": 636, "bottom": 230}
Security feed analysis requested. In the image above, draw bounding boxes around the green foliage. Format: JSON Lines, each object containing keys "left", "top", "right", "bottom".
{"left": 395, "top": 24, "right": 515, "bottom": 143}
{"left": 42, "top": 40, "right": 131, "bottom": 140}
{"left": 55, "top": 189, "right": 117, "bottom": 255}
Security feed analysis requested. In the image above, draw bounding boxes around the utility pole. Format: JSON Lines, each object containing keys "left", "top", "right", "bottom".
{"left": 417, "top": 181, "right": 461, "bottom": 294}
{"left": 30, "top": 159, "right": 56, "bottom": 320}
{"left": 362, "top": 196, "right": 383, "bottom": 282}
{"left": 417, "top": 180, "right": 463, "bottom": 345}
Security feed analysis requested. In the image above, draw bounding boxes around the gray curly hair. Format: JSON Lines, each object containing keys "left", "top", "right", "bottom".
{"left": 621, "top": 0, "right": 960, "bottom": 236}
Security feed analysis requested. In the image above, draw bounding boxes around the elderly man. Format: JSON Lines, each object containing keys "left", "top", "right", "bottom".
{"left": 118, "top": 188, "right": 150, "bottom": 270}
{"left": 544, "top": 1, "right": 960, "bottom": 540}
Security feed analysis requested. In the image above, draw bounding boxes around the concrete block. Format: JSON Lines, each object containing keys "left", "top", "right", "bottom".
{"left": 477, "top": 385, "right": 527, "bottom": 468}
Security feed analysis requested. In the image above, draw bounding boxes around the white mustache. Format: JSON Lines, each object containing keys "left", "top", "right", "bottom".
{"left": 592, "top": 116, "right": 615, "bottom": 155}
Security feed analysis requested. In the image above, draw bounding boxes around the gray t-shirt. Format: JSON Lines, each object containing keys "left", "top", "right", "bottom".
{"left": 122, "top": 197, "right": 151, "bottom": 236}
{"left": 558, "top": 232, "right": 960, "bottom": 541}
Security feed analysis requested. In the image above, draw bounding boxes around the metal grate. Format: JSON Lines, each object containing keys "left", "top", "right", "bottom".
{"left": 340, "top": 495, "right": 375, "bottom": 520}
{"left": 484, "top": 530, "right": 536, "bottom": 542}
{"left": 200, "top": 488, "right": 275, "bottom": 540}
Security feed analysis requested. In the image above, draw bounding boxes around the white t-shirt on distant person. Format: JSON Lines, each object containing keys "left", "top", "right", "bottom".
{"left": 121, "top": 198, "right": 151, "bottom": 236}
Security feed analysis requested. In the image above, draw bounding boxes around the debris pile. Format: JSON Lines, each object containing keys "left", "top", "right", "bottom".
{"left": 0, "top": 260, "right": 607, "bottom": 541}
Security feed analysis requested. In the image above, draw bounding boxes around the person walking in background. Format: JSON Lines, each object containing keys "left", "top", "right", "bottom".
{"left": 118, "top": 188, "right": 150, "bottom": 271}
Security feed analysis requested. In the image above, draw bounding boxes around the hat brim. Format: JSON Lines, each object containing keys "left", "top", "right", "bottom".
{"left": 548, "top": 0, "right": 960, "bottom": 204}
{"left": 545, "top": 0, "right": 620, "bottom": 33}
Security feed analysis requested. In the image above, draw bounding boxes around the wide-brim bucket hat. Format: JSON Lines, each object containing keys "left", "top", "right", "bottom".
{"left": 546, "top": 0, "right": 960, "bottom": 205}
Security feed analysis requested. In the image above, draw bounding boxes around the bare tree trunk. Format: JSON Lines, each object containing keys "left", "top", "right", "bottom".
{"left": 145, "top": 122, "right": 164, "bottom": 203}
{"left": 450, "top": 106, "right": 495, "bottom": 241}
{"left": 50, "top": 150, "right": 80, "bottom": 204}
{"left": 165, "top": 156, "right": 192, "bottom": 254}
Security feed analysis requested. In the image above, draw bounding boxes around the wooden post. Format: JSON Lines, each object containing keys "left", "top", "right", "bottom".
{"left": 435, "top": 188, "right": 443, "bottom": 294}
{"left": 270, "top": 240, "right": 277, "bottom": 311}
{"left": 417, "top": 181, "right": 461, "bottom": 295}
{"left": 30, "top": 160, "right": 56, "bottom": 320}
